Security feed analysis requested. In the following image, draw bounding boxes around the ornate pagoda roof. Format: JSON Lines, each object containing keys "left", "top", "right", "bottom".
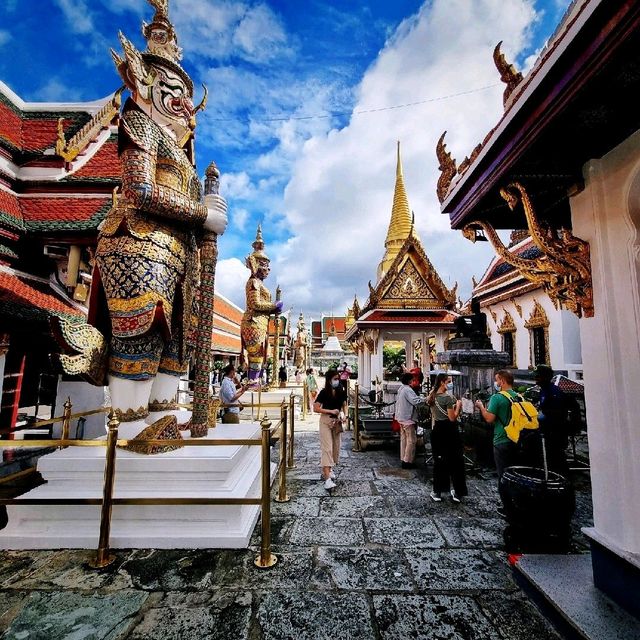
{"left": 377, "top": 141, "right": 415, "bottom": 281}
{"left": 365, "top": 233, "right": 457, "bottom": 312}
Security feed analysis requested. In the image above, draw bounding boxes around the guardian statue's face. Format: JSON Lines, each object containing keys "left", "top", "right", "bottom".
{"left": 147, "top": 64, "right": 193, "bottom": 139}
{"left": 256, "top": 259, "right": 270, "bottom": 280}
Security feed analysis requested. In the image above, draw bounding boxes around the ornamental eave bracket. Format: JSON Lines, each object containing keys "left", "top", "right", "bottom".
{"left": 461, "top": 181, "right": 594, "bottom": 318}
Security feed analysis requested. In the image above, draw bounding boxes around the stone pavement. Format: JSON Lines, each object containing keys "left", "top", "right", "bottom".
{"left": 0, "top": 430, "right": 593, "bottom": 640}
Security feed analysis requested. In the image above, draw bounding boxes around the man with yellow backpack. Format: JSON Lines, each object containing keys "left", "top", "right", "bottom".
{"left": 475, "top": 369, "right": 539, "bottom": 515}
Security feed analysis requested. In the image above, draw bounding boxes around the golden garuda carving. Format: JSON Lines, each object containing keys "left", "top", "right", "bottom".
{"left": 241, "top": 226, "right": 283, "bottom": 382}
{"left": 493, "top": 41, "right": 524, "bottom": 107}
{"left": 436, "top": 131, "right": 457, "bottom": 203}
{"left": 53, "top": 0, "right": 228, "bottom": 438}
{"left": 462, "top": 182, "right": 593, "bottom": 318}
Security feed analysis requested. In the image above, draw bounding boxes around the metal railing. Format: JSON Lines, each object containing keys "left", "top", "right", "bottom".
{"left": 0, "top": 398, "right": 295, "bottom": 570}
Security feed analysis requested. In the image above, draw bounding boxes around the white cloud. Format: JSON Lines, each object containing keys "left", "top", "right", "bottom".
{"left": 54, "top": 0, "right": 94, "bottom": 34}
{"left": 0, "top": 30, "right": 10, "bottom": 47}
{"left": 266, "top": 0, "right": 539, "bottom": 319}
{"left": 34, "top": 78, "right": 74, "bottom": 101}
{"left": 173, "top": 0, "right": 292, "bottom": 64}
{"left": 215, "top": 257, "right": 250, "bottom": 308}
{"left": 232, "top": 207, "right": 250, "bottom": 231}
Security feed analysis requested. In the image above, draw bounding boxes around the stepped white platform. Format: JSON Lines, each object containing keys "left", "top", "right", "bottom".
{"left": 0, "top": 422, "right": 272, "bottom": 549}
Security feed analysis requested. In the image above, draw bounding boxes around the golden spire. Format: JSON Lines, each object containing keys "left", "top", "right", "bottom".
{"left": 377, "top": 141, "right": 414, "bottom": 282}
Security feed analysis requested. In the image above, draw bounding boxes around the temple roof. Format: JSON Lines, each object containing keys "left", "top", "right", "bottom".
{"left": 377, "top": 142, "right": 414, "bottom": 281}
{"left": 0, "top": 268, "right": 84, "bottom": 329}
{"left": 441, "top": 0, "right": 640, "bottom": 230}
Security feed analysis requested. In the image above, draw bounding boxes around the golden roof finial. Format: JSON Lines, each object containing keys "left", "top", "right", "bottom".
{"left": 377, "top": 141, "right": 414, "bottom": 281}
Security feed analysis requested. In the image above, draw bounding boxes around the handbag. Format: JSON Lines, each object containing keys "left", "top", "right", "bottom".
{"left": 330, "top": 417, "right": 345, "bottom": 433}
{"left": 391, "top": 417, "right": 402, "bottom": 432}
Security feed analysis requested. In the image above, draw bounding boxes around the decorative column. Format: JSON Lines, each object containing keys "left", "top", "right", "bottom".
{"left": 570, "top": 130, "right": 640, "bottom": 615}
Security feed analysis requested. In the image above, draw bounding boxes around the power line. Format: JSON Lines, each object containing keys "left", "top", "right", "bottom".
{"left": 209, "top": 83, "right": 501, "bottom": 123}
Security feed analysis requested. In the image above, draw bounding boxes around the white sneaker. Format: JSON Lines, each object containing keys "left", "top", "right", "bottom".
{"left": 324, "top": 478, "right": 336, "bottom": 490}
{"left": 330, "top": 470, "right": 336, "bottom": 480}
{"left": 430, "top": 491, "right": 442, "bottom": 502}
{"left": 450, "top": 490, "right": 461, "bottom": 503}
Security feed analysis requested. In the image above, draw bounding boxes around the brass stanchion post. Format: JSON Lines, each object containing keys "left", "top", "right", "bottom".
{"left": 352, "top": 382, "right": 361, "bottom": 452}
{"left": 275, "top": 403, "right": 290, "bottom": 503}
{"left": 251, "top": 391, "right": 255, "bottom": 421}
{"left": 60, "top": 397, "right": 72, "bottom": 447}
{"left": 255, "top": 413, "right": 278, "bottom": 568}
{"left": 88, "top": 410, "right": 119, "bottom": 569}
{"left": 287, "top": 391, "right": 296, "bottom": 469}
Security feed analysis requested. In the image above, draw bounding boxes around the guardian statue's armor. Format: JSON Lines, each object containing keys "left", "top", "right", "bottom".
{"left": 54, "top": 0, "right": 227, "bottom": 434}
{"left": 241, "top": 227, "right": 283, "bottom": 382}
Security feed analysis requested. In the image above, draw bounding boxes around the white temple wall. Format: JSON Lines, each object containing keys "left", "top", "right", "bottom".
{"left": 571, "top": 129, "right": 640, "bottom": 556}
{"left": 482, "top": 291, "right": 578, "bottom": 372}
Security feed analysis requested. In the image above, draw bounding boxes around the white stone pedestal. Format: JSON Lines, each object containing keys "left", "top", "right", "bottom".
{"left": 0, "top": 423, "right": 272, "bottom": 549}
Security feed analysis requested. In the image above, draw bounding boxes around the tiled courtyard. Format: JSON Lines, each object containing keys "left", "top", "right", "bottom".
{"left": 0, "top": 429, "right": 593, "bottom": 639}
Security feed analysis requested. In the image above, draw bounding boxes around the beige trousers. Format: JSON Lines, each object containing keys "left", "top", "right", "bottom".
{"left": 400, "top": 422, "right": 417, "bottom": 463}
{"left": 319, "top": 415, "right": 341, "bottom": 467}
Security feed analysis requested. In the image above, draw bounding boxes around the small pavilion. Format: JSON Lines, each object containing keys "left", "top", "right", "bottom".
{"left": 345, "top": 143, "right": 458, "bottom": 389}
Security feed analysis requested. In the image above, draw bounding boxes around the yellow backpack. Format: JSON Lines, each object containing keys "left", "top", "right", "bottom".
{"left": 499, "top": 391, "right": 539, "bottom": 443}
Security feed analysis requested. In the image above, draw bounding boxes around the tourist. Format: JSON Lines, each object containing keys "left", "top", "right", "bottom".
{"left": 278, "top": 364, "right": 287, "bottom": 388}
{"left": 306, "top": 368, "right": 318, "bottom": 412}
{"left": 314, "top": 368, "right": 348, "bottom": 489}
{"left": 427, "top": 373, "right": 467, "bottom": 502}
{"left": 219, "top": 364, "right": 247, "bottom": 424}
{"left": 295, "top": 369, "right": 302, "bottom": 384}
{"left": 338, "top": 361, "right": 351, "bottom": 392}
{"left": 533, "top": 364, "right": 570, "bottom": 477}
{"left": 395, "top": 372, "right": 426, "bottom": 469}
{"left": 403, "top": 358, "right": 424, "bottom": 392}
{"left": 475, "top": 369, "right": 518, "bottom": 513}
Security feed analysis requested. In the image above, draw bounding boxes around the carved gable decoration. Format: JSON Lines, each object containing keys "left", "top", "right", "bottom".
{"left": 387, "top": 260, "right": 436, "bottom": 301}
{"left": 525, "top": 299, "right": 550, "bottom": 329}
{"left": 497, "top": 309, "right": 516, "bottom": 334}
{"left": 373, "top": 236, "right": 456, "bottom": 310}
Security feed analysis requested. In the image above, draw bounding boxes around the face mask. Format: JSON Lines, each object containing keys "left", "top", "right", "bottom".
{"left": 331, "top": 380, "right": 340, "bottom": 388}
{"left": 494, "top": 381, "right": 501, "bottom": 391}
{"left": 446, "top": 382, "right": 454, "bottom": 391}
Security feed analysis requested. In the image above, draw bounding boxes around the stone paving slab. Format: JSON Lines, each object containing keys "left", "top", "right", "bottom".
{"left": 271, "top": 496, "right": 320, "bottom": 518}
{"left": 435, "top": 517, "right": 504, "bottom": 549}
{"left": 373, "top": 594, "right": 502, "bottom": 640}
{"left": 319, "top": 495, "right": 392, "bottom": 518}
{"left": 2, "top": 590, "right": 148, "bottom": 640}
{"left": 118, "top": 549, "right": 220, "bottom": 592}
{"left": 406, "top": 549, "right": 516, "bottom": 592}
{"left": 256, "top": 591, "right": 375, "bottom": 640}
{"left": 127, "top": 591, "right": 252, "bottom": 640}
{"left": 315, "top": 546, "right": 414, "bottom": 591}
{"left": 0, "top": 591, "right": 29, "bottom": 632}
{"left": 476, "top": 592, "right": 562, "bottom": 640}
{"left": 364, "top": 517, "right": 447, "bottom": 548}
{"left": 289, "top": 517, "right": 366, "bottom": 546}
{"left": 373, "top": 478, "right": 431, "bottom": 496}
{"left": 211, "top": 549, "right": 315, "bottom": 590}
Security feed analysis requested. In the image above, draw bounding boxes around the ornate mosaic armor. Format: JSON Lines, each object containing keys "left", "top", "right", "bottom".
{"left": 95, "top": 99, "right": 205, "bottom": 380}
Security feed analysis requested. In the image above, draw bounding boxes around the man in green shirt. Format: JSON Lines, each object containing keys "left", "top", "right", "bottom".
{"left": 476, "top": 369, "right": 519, "bottom": 489}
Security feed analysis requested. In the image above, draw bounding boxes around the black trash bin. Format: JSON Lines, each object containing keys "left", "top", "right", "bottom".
{"left": 499, "top": 466, "right": 575, "bottom": 553}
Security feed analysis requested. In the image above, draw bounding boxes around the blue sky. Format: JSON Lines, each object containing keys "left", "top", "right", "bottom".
{"left": 0, "top": 0, "right": 569, "bottom": 317}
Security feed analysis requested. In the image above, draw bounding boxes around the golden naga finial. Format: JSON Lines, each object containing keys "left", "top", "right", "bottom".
{"left": 462, "top": 182, "right": 593, "bottom": 318}
{"left": 493, "top": 41, "right": 523, "bottom": 107}
{"left": 436, "top": 131, "right": 457, "bottom": 203}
